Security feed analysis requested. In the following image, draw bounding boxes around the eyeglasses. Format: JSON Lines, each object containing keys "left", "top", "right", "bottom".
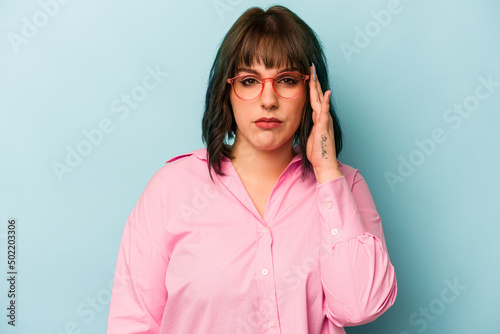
{"left": 227, "top": 71, "right": 309, "bottom": 101}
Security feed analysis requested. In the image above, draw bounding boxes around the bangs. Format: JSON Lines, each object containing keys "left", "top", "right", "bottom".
{"left": 231, "top": 18, "right": 309, "bottom": 74}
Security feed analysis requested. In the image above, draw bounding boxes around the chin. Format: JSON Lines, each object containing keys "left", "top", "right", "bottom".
{"left": 252, "top": 137, "right": 293, "bottom": 152}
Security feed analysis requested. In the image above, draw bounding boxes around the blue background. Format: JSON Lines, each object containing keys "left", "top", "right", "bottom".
{"left": 1, "top": 0, "right": 499, "bottom": 333}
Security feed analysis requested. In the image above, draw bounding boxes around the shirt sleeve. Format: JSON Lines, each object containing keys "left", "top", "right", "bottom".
{"left": 107, "top": 169, "right": 170, "bottom": 334}
{"left": 316, "top": 170, "right": 397, "bottom": 327}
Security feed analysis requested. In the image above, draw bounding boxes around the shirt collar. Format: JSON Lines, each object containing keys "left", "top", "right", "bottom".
{"left": 164, "top": 148, "right": 207, "bottom": 164}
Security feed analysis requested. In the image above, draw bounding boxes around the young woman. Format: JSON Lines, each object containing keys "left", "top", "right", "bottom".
{"left": 107, "top": 5, "right": 396, "bottom": 334}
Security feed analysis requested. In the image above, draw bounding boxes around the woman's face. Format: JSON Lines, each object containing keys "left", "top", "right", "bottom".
{"left": 229, "top": 61, "right": 307, "bottom": 153}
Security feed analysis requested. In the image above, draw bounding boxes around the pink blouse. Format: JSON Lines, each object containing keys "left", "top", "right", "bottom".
{"left": 107, "top": 147, "right": 397, "bottom": 333}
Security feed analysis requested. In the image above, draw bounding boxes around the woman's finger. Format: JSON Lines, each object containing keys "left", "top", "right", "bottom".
{"left": 313, "top": 65, "right": 324, "bottom": 103}
{"left": 311, "top": 65, "right": 324, "bottom": 101}
{"left": 310, "top": 65, "right": 323, "bottom": 105}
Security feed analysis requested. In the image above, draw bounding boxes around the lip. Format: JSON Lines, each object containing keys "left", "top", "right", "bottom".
{"left": 255, "top": 117, "right": 282, "bottom": 123}
{"left": 255, "top": 117, "right": 283, "bottom": 129}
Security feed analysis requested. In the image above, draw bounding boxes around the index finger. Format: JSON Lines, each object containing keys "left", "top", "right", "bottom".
{"left": 309, "top": 64, "right": 324, "bottom": 107}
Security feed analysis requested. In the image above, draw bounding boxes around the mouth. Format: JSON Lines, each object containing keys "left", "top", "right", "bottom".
{"left": 254, "top": 117, "right": 283, "bottom": 129}
{"left": 255, "top": 117, "right": 282, "bottom": 124}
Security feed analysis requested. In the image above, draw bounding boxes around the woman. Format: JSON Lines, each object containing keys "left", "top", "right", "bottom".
{"left": 107, "top": 5, "right": 396, "bottom": 334}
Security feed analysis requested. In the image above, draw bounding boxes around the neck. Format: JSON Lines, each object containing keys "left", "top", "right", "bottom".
{"left": 230, "top": 138, "right": 297, "bottom": 182}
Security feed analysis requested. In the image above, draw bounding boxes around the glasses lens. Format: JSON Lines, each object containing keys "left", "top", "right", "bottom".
{"left": 274, "top": 73, "right": 304, "bottom": 99}
{"left": 234, "top": 76, "right": 262, "bottom": 100}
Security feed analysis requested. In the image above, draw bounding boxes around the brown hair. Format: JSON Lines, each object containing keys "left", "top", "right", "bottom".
{"left": 201, "top": 5, "right": 342, "bottom": 181}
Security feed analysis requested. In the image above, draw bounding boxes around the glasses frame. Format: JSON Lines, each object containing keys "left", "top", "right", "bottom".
{"left": 227, "top": 71, "right": 310, "bottom": 101}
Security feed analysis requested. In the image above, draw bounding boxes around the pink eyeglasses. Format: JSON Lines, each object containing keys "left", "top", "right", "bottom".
{"left": 227, "top": 71, "right": 309, "bottom": 101}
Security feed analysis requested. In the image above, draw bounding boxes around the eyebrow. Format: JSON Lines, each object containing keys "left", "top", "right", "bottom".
{"left": 236, "top": 67, "right": 300, "bottom": 75}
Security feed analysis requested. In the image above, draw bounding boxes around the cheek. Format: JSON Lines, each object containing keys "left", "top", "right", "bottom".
{"left": 290, "top": 101, "right": 307, "bottom": 132}
{"left": 292, "top": 99, "right": 307, "bottom": 122}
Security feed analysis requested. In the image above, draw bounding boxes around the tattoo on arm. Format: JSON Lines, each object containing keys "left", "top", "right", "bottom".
{"left": 321, "top": 134, "right": 328, "bottom": 159}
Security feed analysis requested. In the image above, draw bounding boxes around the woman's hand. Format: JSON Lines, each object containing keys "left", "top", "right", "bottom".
{"left": 306, "top": 64, "right": 343, "bottom": 183}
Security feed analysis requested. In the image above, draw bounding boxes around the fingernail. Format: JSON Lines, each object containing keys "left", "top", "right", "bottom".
{"left": 312, "top": 63, "right": 316, "bottom": 81}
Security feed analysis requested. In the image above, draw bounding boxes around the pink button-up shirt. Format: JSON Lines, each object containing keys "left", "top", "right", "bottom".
{"left": 107, "top": 147, "right": 397, "bottom": 334}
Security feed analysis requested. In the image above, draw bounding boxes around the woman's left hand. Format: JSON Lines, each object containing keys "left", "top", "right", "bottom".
{"left": 306, "top": 64, "right": 343, "bottom": 183}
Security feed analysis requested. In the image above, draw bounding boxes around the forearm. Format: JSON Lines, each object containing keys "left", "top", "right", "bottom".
{"left": 316, "top": 174, "right": 397, "bottom": 326}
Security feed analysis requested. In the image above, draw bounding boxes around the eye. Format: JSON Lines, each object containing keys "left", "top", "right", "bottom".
{"left": 238, "top": 76, "right": 261, "bottom": 87}
{"left": 276, "top": 75, "right": 300, "bottom": 86}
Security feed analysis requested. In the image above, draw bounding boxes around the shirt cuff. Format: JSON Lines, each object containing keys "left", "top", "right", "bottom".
{"left": 316, "top": 175, "right": 366, "bottom": 245}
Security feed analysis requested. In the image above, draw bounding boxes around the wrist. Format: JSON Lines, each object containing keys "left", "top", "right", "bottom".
{"left": 313, "top": 166, "right": 343, "bottom": 183}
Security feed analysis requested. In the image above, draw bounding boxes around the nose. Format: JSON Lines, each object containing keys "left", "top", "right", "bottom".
{"left": 260, "top": 78, "right": 278, "bottom": 111}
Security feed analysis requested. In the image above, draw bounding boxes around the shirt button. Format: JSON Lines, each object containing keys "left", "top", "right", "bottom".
{"left": 325, "top": 201, "right": 333, "bottom": 209}
{"left": 262, "top": 269, "right": 269, "bottom": 276}
{"left": 269, "top": 320, "right": 275, "bottom": 327}
{"left": 331, "top": 228, "right": 338, "bottom": 235}
{"left": 262, "top": 227, "right": 269, "bottom": 233}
